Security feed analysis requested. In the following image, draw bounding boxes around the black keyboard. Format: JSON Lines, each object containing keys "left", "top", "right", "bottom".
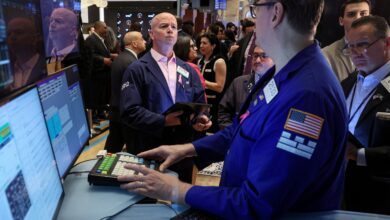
{"left": 88, "top": 153, "right": 159, "bottom": 186}
{"left": 170, "top": 208, "right": 218, "bottom": 220}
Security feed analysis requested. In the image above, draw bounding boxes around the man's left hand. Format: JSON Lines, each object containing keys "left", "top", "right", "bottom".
{"left": 192, "top": 114, "right": 212, "bottom": 131}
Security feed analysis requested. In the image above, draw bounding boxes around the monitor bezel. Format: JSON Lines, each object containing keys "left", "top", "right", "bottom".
{"left": 35, "top": 64, "right": 90, "bottom": 179}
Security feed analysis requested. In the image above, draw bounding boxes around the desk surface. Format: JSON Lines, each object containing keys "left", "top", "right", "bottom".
{"left": 57, "top": 160, "right": 144, "bottom": 220}
{"left": 57, "top": 160, "right": 390, "bottom": 220}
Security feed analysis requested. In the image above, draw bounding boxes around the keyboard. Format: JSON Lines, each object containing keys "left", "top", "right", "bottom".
{"left": 88, "top": 153, "right": 159, "bottom": 186}
{"left": 170, "top": 208, "right": 218, "bottom": 220}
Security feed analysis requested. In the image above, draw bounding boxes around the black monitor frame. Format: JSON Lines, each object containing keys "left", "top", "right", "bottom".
{"left": 36, "top": 64, "right": 90, "bottom": 179}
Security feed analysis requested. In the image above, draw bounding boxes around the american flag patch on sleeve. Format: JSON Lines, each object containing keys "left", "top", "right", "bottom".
{"left": 284, "top": 108, "right": 324, "bottom": 140}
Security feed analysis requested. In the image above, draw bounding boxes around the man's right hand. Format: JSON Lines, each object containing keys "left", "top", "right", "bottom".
{"left": 103, "top": 57, "right": 112, "bottom": 66}
{"left": 137, "top": 143, "right": 197, "bottom": 172}
{"left": 164, "top": 111, "right": 183, "bottom": 127}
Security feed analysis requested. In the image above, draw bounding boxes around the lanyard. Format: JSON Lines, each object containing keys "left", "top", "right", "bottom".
{"left": 348, "top": 82, "right": 377, "bottom": 123}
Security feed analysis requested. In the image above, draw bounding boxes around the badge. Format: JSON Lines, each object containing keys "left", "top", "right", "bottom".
{"left": 263, "top": 78, "right": 278, "bottom": 104}
{"left": 177, "top": 66, "right": 189, "bottom": 78}
{"left": 381, "top": 75, "right": 390, "bottom": 93}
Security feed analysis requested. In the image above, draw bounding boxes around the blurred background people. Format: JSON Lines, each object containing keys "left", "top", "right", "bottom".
{"left": 197, "top": 32, "right": 227, "bottom": 132}
{"left": 322, "top": 0, "right": 371, "bottom": 81}
{"left": 218, "top": 46, "right": 274, "bottom": 129}
{"left": 85, "top": 21, "right": 116, "bottom": 121}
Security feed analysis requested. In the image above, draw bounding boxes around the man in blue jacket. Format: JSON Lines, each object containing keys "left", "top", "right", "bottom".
{"left": 118, "top": 1, "right": 348, "bottom": 219}
{"left": 119, "top": 12, "right": 211, "bottom": 183}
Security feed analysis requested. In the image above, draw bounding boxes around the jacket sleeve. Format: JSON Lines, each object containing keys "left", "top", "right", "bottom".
{"left": 218, "top": 81, "right": 237, "bottom": 129}
{"left": 120, "top": 64, "right": 165, "bottom": 137}
{"left": 186, "top": 91, "right": 347, "bottom": 219}
{"left": 365, "top": 146, "right": 390, "bottom": 173}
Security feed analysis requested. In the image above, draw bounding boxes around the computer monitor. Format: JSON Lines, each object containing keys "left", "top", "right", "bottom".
{"left": 36, "top": 64, "right": 89, "bottom": 178}
{"left": 0, "top": 87, "right": 64, "bottom": 220}
{"left": 0, "top": 0, "right": 48, "bottom": 98}
{"left": 39, "top": 0, "right": 81, "bottom": 61}
{"left": 0, "top": 5, "right": 13, "bottom": 93}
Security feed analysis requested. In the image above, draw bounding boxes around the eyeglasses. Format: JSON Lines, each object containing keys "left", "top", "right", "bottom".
{"left": 342, "top": 38, "right": 384, "bottom": 56}
{"left": 252, "top": 52, "right": 269, "bottom": 60}
{"left": 190, "top": 44, "right": 197, "bottom": 49}
{"left": 250, "top": 1, "right": 277, "bottom": 18}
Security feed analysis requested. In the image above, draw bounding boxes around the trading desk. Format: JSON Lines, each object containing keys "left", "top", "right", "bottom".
{"left": 56, "top": 159, "right": 145, "bottom": 220}
{"left": 57, "top": 160, "right": 390, "bottom": 220}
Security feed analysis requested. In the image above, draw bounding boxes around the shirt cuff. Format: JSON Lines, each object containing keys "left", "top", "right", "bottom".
{"left": 356, "top": 148, "right": 367, "bottom": 166}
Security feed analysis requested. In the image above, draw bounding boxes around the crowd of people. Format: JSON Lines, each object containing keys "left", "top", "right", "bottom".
{"left": 70, "top": 0, "right": 389, "bottom": 218}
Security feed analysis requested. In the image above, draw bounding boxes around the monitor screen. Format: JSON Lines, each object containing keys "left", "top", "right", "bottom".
{"left": 0, "top": 0, "right": 47, "bottom": 98}
{"left": 39, "top": 0, "right": 81, "bottom": 61}
{"left": 37, "top": 64, "right": 89, "bottom": 178}
{"left": 0, "top": 87, "right": 64, "bottom": 220}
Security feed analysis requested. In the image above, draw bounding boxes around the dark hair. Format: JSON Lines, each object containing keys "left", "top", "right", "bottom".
{"left": 226, "top": 22, "right": 236, "bottom": 29}
{"left": 241, "top": 18, "right": 255, "bottom": 33}
{"left": 279, "top": 0, "right": 325, "bottom": 35}
{"left": 196, "top": 32, "right": 221, "bottom": 58}
{"left": 176, "top": 17, "right": 183, "bottom": 29}
{"left": 208, "top": 24, "right": 221, "bottom": 36}
{"left": 225, "top": 30, "right": 236, "bottom": 42}
{"left": 174, "top": 35, "right": 192, "bottom": 61}
{"left": 214, "top": 21, "right": 225, "bottom": 30}
{"left": 340, "top": 0, "right": 371, "bottom": 17}
{"left": 182, "top": 20, "right": 194, "bottom": 36}
{"left": 351, "top": 15, "right": 390, "bottom": 39}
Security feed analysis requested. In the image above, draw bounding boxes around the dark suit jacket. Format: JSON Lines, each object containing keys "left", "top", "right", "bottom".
{"left": 227, "top": 31, "right": 253, "bottom": 86}
{"left": 342, "top": 71, "right": 390, "bottom": 171}
{"left": 110, "top": 49, "right": 137, "bottom": 121}
{"left": 218, "top": 74, "right": 254, "bottom": 129}
{"left": 85, "top": 33, "right": 111, "bottom": 79}
{"left": 342, "top": 70, "right": 390, "bottom": 214}
{"left": 120, "top": 51, "right": 206, "bottom": 153}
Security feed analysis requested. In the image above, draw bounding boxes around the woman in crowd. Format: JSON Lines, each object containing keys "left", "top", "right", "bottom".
{"left": 174, "top": 35, "right": 206, "bottom": 90}
{"left": 197, "top": 32, "right": 226, "bottom": 132}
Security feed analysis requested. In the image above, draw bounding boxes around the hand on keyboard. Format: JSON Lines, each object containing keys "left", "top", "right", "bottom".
{"left": 117, "top": 163, "right": 192, "bottom": 203}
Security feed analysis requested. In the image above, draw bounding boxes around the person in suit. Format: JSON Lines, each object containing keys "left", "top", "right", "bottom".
{"left": 6, "top": 17, "right": 47, "bottom": 90}
{"left": 85, "top": 21, "right": 117, "bottom": 118}
{"left": 218, "top": 46, "right": 274, "bottom": 129}
{"left": 322, "top": 0, "right": 371, "bottom": 81}
{"left": 104, "top": 31, "right": 146, "bottom": 153}
{"left": 342, "top": 15, "right": 390, "bottom": 214}
{"left": 227, "top": 25, "right": 255, "bottom": 88}
{"left": 119, "top": 12, "right": 211, "bottom": 183}
{"left": 47, "top": 8, "right": 78, "bottom": 63}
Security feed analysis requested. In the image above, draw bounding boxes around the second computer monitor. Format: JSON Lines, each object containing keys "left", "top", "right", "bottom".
{"left": 37, "top": 65, "right": 89, "bottom": 178}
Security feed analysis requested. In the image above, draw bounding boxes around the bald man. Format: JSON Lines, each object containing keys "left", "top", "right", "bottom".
{"left": 119, "top": 12, "right": 210, "bottom": 183}
{"left": 48, "top": 7, "right": 78, "bottom": 62}
{"left": 6, "top": 17, "right": 47, "bottom": 89}
{"left": 105, "top": 31, "right": 146, "bottom": 153}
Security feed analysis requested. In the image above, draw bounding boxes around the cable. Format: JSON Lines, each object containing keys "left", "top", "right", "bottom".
{"left": 99, "top": 203, "right": 136, "bottom": 220}
{"left": 71, "top": 158, "right": 98, "bottom": 168}
{"left": 67, "top": 171, "right": 90, "bottom": 175}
